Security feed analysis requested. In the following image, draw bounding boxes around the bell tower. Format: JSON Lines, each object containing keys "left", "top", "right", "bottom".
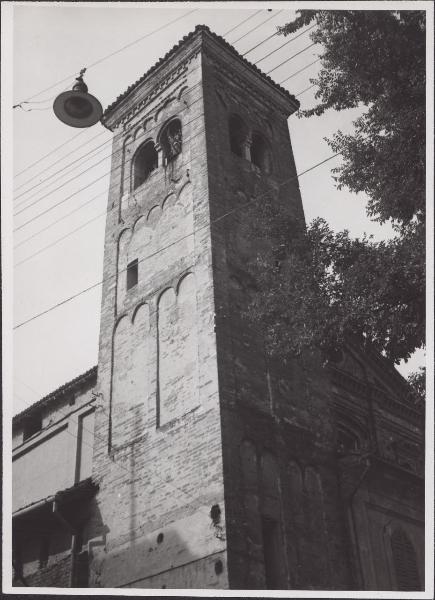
{"left": 89, "top": 25, "right": 352, "bottom": 590}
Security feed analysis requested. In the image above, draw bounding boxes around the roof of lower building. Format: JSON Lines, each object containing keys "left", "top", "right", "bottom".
{"left": 13, "top": 477, "right": 99, "bottom": 518}
{"left": 13, "top": 366, "right": 98, "bottom": 425}
{"left": 102, "top": 24, "right": 299, "bottom": 122}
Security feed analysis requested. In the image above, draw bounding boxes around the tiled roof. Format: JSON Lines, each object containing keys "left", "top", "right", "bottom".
{"left": 102, "top": 24, "right": 298, "bottom": 121}
{"left": 13, "top": 366, "right": 98, "bottom": 425}
{"left": 13, "top": 477, "right": 99, "bottom": 518}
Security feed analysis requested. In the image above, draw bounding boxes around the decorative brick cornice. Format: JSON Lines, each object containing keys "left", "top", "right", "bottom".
{"left": 101, "top": 25, "right": 299, "bottom": 128}
{"left": 329, "top": 365, "right": 423, "bottom": 423}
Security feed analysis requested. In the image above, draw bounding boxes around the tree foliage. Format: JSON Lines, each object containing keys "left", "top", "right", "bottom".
{"left": 406, "top": 367, "right": 426, "bottom": 407}
{"left": 247, "top": 10, "right": 426, "bottom": 365}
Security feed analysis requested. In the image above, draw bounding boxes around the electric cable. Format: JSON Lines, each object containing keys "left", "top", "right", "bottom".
{"left": 242, "top": 22, "right": 315, "bottom": 57}
{"left": 279, "top": 58, "right": 320, "bottom": 85}
{"left": 14, "top": 129, "right": 90, "bottom": 178}
{"left": 12, "top": 380, "right": 216, "bottom": 518}
{"left": 13, "top": 98, "right": 208, "bottom": 232}
{"left": 14, "top": 17, "right": 316, "bottom": 200}
{"left": 231, "top": 10, "right": 283, "bottom": 45}
{"left": 295, "top": 84, "right": 316, "bottom": 97}
{"left": 14, "top": 38, "right": 319, "bottom": 222}
{"left": 14, "top": 122, "right": 208, "bottom": 262}
{"left": 266, "top": 42, "right": 316, "bottom": 75}
{"left": 13, "top": 9, "right": 199, "bottom": 107}
{"left": 254, "top": 23, "right": 316, "bottom": 64}
{"left": 13, "top": 11, "right": 264, "bottom": 182}
{"left": 222, "top": 9, "right": 263, "bottom": 37}
{"left": 14, "top": 130, "right": 111, "bottom": 196}
{"left": 242, "top": 29, "right": 278, "bottom": 56}
{"left": 14, "top": 193, "right": 107, "bottom": 250}
{"left": 14, "top": 63, "right": 321, "bottom": 255}
{"left": 15, "top": 12, "right": 288, "bottom": 197}
{"left": 13, "top": 152, "right": 339, "bottom": 330}
{"left": 13, "top": 78, "right": 206, "bottom": 211}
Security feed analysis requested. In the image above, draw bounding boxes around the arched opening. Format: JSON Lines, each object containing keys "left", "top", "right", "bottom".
{"left": 133, "top": 141, "right": 158, "bottom": 189}
{"left": 251, "top": 132, "right": 272, "bottom": 173}
{"left": 391, "top": 528, "right": 421, "bottom": 590}
{"left": 228, "top": 114, "right": 247, "bottom": 158}
{"left": 336, "top": 426, "right": 360, "bottom": 456}
{"left": 160, "top": 119, "right": 182, "bottom": 163}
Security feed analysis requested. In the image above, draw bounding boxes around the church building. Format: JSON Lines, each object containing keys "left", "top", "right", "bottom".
{"left": 12, "top": 25, "right": 425, "bottom": 591}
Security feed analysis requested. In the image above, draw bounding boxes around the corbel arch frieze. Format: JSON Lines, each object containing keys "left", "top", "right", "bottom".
{"left": 116, "top": 72, "right": 189, "bottom": 131}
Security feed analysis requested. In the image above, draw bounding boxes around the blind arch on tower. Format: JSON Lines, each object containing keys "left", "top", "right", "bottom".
{"left": 390, "top": 527, "right": 421, "bottom": 591}
{"left": 157, "top": 273, "right": 198, "bottom": 426}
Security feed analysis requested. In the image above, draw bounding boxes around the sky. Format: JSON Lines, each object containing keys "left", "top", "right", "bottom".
{"left": 6, "top": 1, "right": 429, "bottom": 415}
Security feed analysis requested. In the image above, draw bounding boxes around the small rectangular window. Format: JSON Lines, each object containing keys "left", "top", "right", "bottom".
{"left": 126, "top": 259, "right": 138, "bottom": 290}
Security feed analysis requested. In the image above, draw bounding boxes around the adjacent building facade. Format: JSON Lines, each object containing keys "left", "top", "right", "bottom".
{"left": 12, "top": 25, "right": 425, "bottom": 591}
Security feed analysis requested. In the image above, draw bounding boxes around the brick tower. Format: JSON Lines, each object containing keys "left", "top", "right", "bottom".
{"left": 87, "top": 25, "right": 355, "bottom": 589}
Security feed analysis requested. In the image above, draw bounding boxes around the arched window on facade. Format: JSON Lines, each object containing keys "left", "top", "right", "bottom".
{"left": 251, "top": 132, "right": 272, "bottom": 174}
{"left": 228, "top": 114, "right": 247, "bottom": 158}
{"left": 390, "top": 528, "right": 421, "bottom": 591}
{"left": 160, "top": 119, "right": 182, "bottom": 164}
{"left": 133, "top": 141, "right": 158, "bottom": 189}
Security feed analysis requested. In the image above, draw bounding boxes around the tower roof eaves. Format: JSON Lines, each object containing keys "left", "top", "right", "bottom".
{"left": 101, "top": 24, "right": 299, "bottom": 127}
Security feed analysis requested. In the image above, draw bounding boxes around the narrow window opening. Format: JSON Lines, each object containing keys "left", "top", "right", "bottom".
{"left": 126, "top": 259, "right": 138, "bottom": 291}
{"left": 251, "top": 133, "right": 272, "bottom": 174}
{"left": 391, "top": 528, "right": 421, "bottom": 590}
{"left": 261, "top": 517, "right": 283, "bottom": 589}
{"left": 23, "top": 412, "right": 42, "bottom": 441}
{"left": 228, "top": 115, "right": 247, "bottom": 158}
{"left": 161, "top": 119, "right": 182, "bottom": 163}
{"left": 133, "top": 141, "right": 158, "bottom": 189}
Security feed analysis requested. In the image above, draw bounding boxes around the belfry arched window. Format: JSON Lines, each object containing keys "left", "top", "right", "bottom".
{"left": 228, "top": 114, "right": 247, "bottom": 158}
{"left": 133, "top": 141, "right": 158, "bottom": 189}
{"left": 161, "top": 119, "right": 182, "bottom": 163}
{"left": 390, "top": 528, "right": 421, "bottom": 590}
{"left": 251, "top": 132, "right": 272, "bottom": 174}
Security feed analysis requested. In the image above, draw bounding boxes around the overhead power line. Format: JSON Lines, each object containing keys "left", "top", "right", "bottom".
{"left": 13, "top": 12, "right": 267, "bottom": 180}
{"left": 14, "top": 16, "right": 315, "bottom": 195}
{"left": 13, "top": 78, "right": 205, "bottom": 212}
{"left": 295, "top": 84, "right": 317, "bottom": 97}
{"left": 13, "top": 9, "right": 199, "bottom": 107}
{"left": 222, "top": 9, "right": 263, "bottom": 37}
{"left": 255, "top": 24, "right": 316, "bottom": 64}
{"left": 231, "top": 10, "right": 283, "bottom": 44}
{"left": 14, "top": 123, "right": 207, "bottom": 264}
{"left": 14, "top": 37, "right": 320, "bottom": 222}
{"left": 12, "top": 376, "right": 215, "bottom": 518}
{"left": 13, "top": 83, "right": 206, "bottom": 230}
{"left": 279, "top": 58, "right": 320, "bottom": 85}
{"left": 266, "top": 42, "right": 317, "bottom": 75}
{"left": 14, "top": 129, "right": 90, "bottom": 178}
{"left": 14, "top": 129, "right": 110, "bottom": 194}
{"left": 13, "top": 152, "right": 339, "bottom": 330}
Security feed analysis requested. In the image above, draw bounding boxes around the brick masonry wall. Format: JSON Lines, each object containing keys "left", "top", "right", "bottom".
{"left": 83, "top": 28, "right": 424, "bottom": 592}
{"left": 88, "top": 35, "right": 228, "bottom": 589}
{"left": 201, "top": 38, "right": 353, "bottom": 590}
